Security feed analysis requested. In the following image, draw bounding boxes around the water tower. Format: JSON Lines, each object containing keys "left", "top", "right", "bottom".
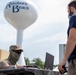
{"left": 4, "top": 0, "right": 38, "bottom": 65}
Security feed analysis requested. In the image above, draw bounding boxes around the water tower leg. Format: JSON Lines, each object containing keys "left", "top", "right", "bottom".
{"left": 17, "top": 52, "right": 25, "bottom": 66}
{"left": 16, "top": 29, "right": 25, "bottom": 66}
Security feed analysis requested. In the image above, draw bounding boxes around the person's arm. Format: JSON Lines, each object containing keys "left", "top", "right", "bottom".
{"left": 0, "top": 62, "right": 17, "bottom": 69}
{"left": 0, "top": 62, "right": 10, "bottom": 69}
{"left": 58, "top": 28, "right": 76, "bottom": 73}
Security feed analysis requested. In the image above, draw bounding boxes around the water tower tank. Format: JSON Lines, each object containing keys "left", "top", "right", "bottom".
{"left": 4, "top": 0, "right": 38, "bottom": 30}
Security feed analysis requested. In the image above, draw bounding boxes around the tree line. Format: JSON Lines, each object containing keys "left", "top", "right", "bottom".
{"left": 24, "top": 57, "right": 58, "bottom": 69}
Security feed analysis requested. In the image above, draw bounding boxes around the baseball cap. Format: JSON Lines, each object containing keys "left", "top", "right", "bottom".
{"left": 9, "top": 45, "right": 23, "bottom": 51}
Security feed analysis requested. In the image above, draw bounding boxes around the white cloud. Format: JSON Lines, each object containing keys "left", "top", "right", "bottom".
{"left": 27, "top": 32, "right": 67, "bottom": 44}
{"left": 30, "top": 0, "right": 71, "bottom": 24}
{"left": 0, "top": 23, "right": 16, "bottom": 42}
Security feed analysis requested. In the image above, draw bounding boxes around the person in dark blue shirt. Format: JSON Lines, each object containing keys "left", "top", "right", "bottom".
{"left": 58, "top": 1, "right": 76, "bottom": 75}
{"left": 68, "top": 16, "right": 76, "bottom": 62}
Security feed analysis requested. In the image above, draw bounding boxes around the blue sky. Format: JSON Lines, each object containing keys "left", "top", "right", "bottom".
{"left": 0, "top": 0, "right": 71, "bottom": 65}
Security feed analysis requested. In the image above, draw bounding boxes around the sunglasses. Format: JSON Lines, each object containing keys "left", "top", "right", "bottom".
{"left": 12, "top": 50, "right": 23, "bottom": 54}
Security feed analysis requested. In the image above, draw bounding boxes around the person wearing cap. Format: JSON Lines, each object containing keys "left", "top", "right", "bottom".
{"left": 0, "top": 45, "right": 24, "bottom": 69}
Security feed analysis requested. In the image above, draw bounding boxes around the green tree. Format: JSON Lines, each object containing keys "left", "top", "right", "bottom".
{"left": 24, "top": 57, "right": 30, "bottom": 65}
{"left": 32, "top": 58, "right": 44, "bottom": 69}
